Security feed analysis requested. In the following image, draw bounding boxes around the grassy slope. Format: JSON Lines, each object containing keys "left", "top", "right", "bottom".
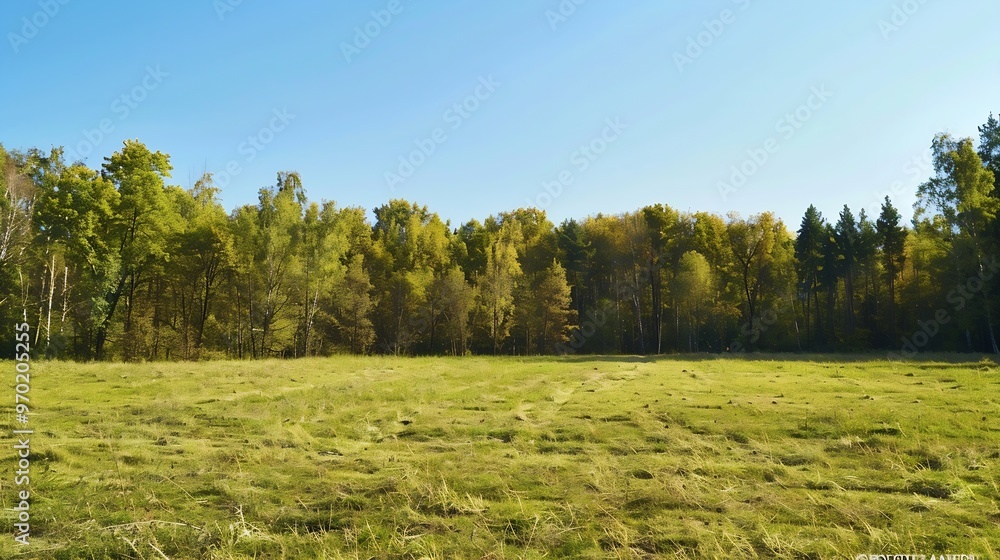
{"left": 1, "top": 356, "right": 998, "bottom": 559}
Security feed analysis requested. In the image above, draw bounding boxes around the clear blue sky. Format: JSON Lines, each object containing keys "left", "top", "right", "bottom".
{"left": 3, "top": 0, "right": 999, "bottom": 229}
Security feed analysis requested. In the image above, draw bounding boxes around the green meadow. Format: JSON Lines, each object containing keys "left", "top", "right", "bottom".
{"left": 1, "top": 356, "right": 998, "bottom": 559}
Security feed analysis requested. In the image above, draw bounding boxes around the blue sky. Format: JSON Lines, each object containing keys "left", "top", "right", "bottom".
{"left": 3, "top": 0, "right": 999, "bottom": 229}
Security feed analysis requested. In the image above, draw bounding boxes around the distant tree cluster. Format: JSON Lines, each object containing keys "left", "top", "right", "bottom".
{"left": 2, "top": 113, "right": 999, "bottom": 360}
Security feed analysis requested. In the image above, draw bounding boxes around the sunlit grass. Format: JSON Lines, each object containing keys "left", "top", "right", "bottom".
{"left": 1, "top": 355, "right": 998, "bottom": 558}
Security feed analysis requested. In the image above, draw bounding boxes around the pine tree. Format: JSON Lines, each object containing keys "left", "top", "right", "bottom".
{"left": 532, "top": 260, "right": 576, "bottom": 354}
{"left": 794, "top": 205, "right": 825, "bottom": 349}
{"left": 834, "top": 206, "right": 859, "bottom": 335}
{"left": 876, "top": 197, "right": 905, "bottom": 342}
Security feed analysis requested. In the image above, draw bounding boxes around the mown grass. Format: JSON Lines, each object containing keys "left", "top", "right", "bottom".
{"left": 1, "top": 355, "right": 998, "bottom": 558}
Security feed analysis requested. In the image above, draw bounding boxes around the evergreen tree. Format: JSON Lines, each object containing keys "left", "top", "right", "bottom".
{"left": 856, "top": 209, "right": 879, "bottom": 342}
{"left": 795, "top": 205, "right": 825, "bottom": 349}
{"left": 531, "top": 260, "right": 576, "bottom": 354}
{"left": 834, "top": 205, "right": 859, "bottom": 336}
{"left": 876, "top": 197, "right": 905, "bottom": 341}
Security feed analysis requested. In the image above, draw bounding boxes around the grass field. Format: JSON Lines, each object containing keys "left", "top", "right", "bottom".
{"left": 1, "top": 355, "right": 999, "bottom": 559}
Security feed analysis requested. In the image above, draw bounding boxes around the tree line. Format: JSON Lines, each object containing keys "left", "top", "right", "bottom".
{"left": 2, "top": 113, "right": 999, "bottom": 360}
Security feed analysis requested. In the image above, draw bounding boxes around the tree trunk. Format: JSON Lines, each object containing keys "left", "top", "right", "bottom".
{"left": 45, "top": 253, "right": 55, "bottom": 347}
{"left": 95, "top": 274, "right": 128, "bottom": 359}
{"left": 60, "top": 266, "right": 70, "bottom": 332}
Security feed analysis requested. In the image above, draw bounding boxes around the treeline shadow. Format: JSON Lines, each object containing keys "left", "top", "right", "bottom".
{"left": 547, "top": 352, "right": 998, "bottom": 365}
